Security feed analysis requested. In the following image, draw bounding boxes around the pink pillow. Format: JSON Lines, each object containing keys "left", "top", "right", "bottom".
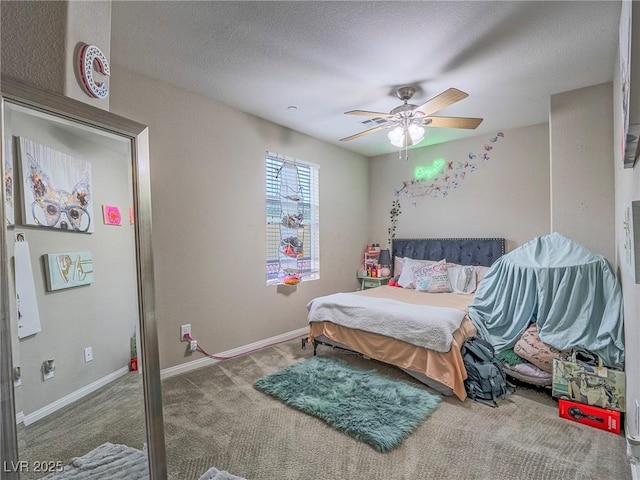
{"left": 475, "top": 266, "right": 490, "bottom": 287}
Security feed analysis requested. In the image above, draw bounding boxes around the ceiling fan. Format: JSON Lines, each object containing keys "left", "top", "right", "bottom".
{"left": 340, "top": 86, "right": 483, "bottom": 147}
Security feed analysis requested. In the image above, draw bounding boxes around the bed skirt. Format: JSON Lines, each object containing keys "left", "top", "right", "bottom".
{"left": 308, "top": 319, "right": 476, "bottom": 400}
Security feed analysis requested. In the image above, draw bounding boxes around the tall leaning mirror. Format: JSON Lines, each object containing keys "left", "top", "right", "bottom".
{"left": 0, "top": 76, "right": 166, "bottom": 479}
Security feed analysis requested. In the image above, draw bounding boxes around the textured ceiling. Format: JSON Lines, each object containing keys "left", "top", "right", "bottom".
{"left": 111, "top": 1, "right": 621, "bottom": 157}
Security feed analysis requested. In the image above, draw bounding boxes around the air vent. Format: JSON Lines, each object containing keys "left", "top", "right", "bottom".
{"left": 361, "top": 118, "right": 389, "bottom": 126}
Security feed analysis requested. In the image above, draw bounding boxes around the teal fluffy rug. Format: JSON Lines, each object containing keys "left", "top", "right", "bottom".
{"left": 253, "top": 356, "right": 441, "bottom": 451}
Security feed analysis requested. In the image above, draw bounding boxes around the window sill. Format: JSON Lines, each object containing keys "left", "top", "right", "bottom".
{"left": 267, "top": 275, "right": 319, "bottom": 287}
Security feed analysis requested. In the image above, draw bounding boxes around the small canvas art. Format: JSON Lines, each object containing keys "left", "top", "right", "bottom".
{"left": 624, "top": 125, "right": 640, "bottom": 168}
{"left": 17, "top": 137, "right": 94, "bottom": 232}
{"left": 102, "top": 205, "right": 122, "bottom": 226}
{"left": 620, "top": 1, "right": 635, "bottom": 167}
{"left": 4, "top": 137, "right": 15, "bottom": 226}
{"left": 623, "top": 201, "right": 640, "bottom": 284}
{"left": 44, "top": 251, "right": 94, "bottom": 291}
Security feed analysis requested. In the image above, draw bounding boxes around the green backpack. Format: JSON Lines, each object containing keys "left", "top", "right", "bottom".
{"left": 461, "top": 337, "right": 513, "bottom": 407}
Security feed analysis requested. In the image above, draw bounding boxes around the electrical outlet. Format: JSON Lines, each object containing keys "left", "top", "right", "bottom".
{"left": 189, "top": 339, "right": 198, "bottom": 352}
{"left": 84, "top": 346, "right": 93, "bottom": 363}
{"left": 180, "top": 324, "right": 191, "bottom": 342}
{"left": 42, "top": 359, "right": 55, "bottom": 381}
{"left": 13, "top": 366, "right": 21, "bottom": 387}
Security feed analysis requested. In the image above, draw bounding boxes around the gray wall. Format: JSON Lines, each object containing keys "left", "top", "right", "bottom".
{"left": 1, "top": 0, "right": 129, "bottom": 417}
{"left": 4, "top": 105, "right": 138, "bottom": 416}
{"left": 367, "top": 123, "right": 551, "bottom": 252}
{"left": 109, "top": 67, "right": 370, "bottom": 370}
{"left": 550, "top": 83, "right": 615, "bottom": 262}
{"left": 1, "top": 0, "right": 112, "bottom": 110}
{"left": 1, "top": 1, "right": 68, "bottom": 96}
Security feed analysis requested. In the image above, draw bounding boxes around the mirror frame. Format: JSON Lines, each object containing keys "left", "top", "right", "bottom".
{"left": 0, "top": 75, "right": 167, "bottom": 479}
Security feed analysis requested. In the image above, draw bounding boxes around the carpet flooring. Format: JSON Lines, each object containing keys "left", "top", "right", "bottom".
{"left": 253, "top": 356, "right": 442, "bottom": 451}
{"left": 161, "top": 340, "right": 631, "bottom": 480}
{"left": 17, "top": 372, "right": 147, "bottom": 480}
{"left": 17, "top": 339, "right": 632, "bottom": 480}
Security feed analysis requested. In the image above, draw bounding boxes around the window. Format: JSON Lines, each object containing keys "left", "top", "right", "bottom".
{"left": 266, "top": 152, "right": 319, "bottom": 285}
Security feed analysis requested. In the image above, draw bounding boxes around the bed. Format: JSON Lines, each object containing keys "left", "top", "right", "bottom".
{"left": 307, "top": 237, "right": 505, "bottom": 401}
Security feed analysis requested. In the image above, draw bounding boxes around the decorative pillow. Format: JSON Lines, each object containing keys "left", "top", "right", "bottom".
{"left": 475, "top": 266, "right": 491, "bottom": 288}
{"left": 413, "top": 261, "right": 452, "bottom": 293}
{"left": 393, "top": 256, "right": 405, "bottom": 277}
{"left": 514, "top": 323, "right": 568, "bottom": 373}
{"left": 397, "top": 258, "right": 441, "bottom": 288}
{"left": 447, "top": 265, "right": 477, "bottom": 294}
{"left": 511, "top": 361, "right": 553, "bottom": 379}
{"left": 503, "top": 362, "right": 553, "bottom": 387}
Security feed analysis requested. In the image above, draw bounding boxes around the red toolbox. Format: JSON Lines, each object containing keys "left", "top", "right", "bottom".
{"left": 558, "top": 399, "right": 620, "bottom": 434}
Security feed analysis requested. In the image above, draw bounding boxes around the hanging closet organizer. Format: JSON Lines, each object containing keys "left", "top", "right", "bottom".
{"left": 276, "top": 162, "right": 305, "bottom": 285}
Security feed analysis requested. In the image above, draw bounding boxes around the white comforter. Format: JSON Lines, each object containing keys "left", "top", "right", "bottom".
{"left": 306, "top": 292, "right": 466, "bottom": 353}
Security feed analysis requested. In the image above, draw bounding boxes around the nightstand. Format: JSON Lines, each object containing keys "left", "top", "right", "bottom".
{"left": 358, "top": 275, "right": 390, "bottom": 290}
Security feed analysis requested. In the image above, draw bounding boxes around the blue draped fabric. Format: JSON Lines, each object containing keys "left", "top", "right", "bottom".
{"left": 468, "top": 233, "right": 624, "bottom": 368}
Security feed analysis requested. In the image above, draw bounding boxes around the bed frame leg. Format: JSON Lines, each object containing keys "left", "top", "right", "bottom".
{"left": 313, "top": 340, "right": 318, "bottom": 356}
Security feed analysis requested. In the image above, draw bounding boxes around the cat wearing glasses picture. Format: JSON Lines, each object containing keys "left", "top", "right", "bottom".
{"left": 19, "top": 137, "right": 93, "bottom": 233}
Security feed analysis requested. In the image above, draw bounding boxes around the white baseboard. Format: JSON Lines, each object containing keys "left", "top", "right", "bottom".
{"left": 15, "top": 411, "right": 24, "bottom": 425}
{"left": 161, "top": 327, "right": 308, "bottom": 379}
{"left": 22, "top": 366, "right": 129, "bottom": 426}
{"left": 627, "top": 424, "right": 640, "bottom": 480}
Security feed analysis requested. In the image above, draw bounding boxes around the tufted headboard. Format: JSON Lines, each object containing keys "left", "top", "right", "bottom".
{"left": 391, "top": 238, "right": 505, "bottom": 273}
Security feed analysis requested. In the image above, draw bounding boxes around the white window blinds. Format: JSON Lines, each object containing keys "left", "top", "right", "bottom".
{"left": 265, "top": 152, "right": 319, "bottom": 285}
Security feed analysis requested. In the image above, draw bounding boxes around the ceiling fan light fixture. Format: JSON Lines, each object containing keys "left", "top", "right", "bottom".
{"left": 387, "top": 122, "right": 425, "bottom": 148}
{"left": 341, "top": 87, "right": 480, "bottom": 146}
{"left": 407, "top": 122, "right": 425, "bottom": 145}
{"left": 387, "top": 126, "right": 406, "bottom": 148}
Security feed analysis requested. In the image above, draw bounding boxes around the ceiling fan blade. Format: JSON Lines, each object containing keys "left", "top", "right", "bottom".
{"left": 344, "top": 109, "right": 395, "bottom": 119}
{"left": 423, "top": 116, "right": 483, "bottom": 129}
{"left": 339, "top": 124, "right": 390, "bottom": 142}
{"left": 414, "top": 88, "right": 469, "bottom": 116}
